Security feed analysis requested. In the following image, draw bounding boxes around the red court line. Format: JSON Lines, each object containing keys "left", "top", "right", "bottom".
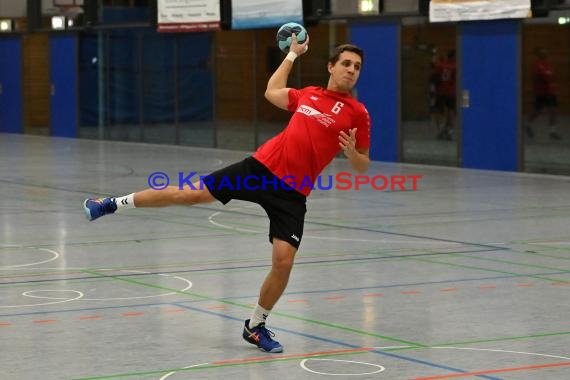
{"left": 0, "top": 322, "right": 12, "bottom": 327}
{"left": 212, "top": 347, "right": 373, "bottom": 365}
{"left": 162, "top": 308, "right": 186, "bottom": 313}
{"left": 79, "top": 315, "right": 102, "bottom": 320}
{"left": 121, "top": 312, "right": 144, "bottom": 317}
{"left": 478, "top": 285, "right": 496, "bottom": 290}
{"left": 206, "top": 305, "right": 228, "bottom": 310}
{"left": 439, "top": 288, "right": 458, "bottom": 292}
{"left": 551, "top": 282, "right": 570, "bottom": 286}
{"left": 401, "top": 291, "right": 420, "bottom": 295}
{"left": 516, "top": 283, "right": 533, "bottom": 287}
{"left": 325, "top": 295, "right": 345, "bottom": 300}
{"left": 413, "top": 361, "right": 570, "bottom": 380}
{"left": 363, "top": 293, "right": 384, "bottom": 297}
{"left": 34, "top": 319, "right": 58, "bottom": 324}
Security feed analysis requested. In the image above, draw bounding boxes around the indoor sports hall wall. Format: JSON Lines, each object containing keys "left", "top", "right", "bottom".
{"left": 0, "top": 2, "right": 568, "bottom": 175}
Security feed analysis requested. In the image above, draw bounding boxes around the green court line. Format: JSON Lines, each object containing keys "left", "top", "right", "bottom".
{"left": 361, "top": 331, "right": 570, "bottom": 353}
{"left": 514, "top": 249, "right": 570, "bottom": 261}
{"left": 450, "top": 253, "right": 569, "bottom": 274}
{"left": 81, "top": 269, "right": 426, "bottom": 348}
{"left": 73, "top": 349, "right": 367, "bottom": 380}
{"left": 0, "top": 247, "right": 404, "bottom": 282}
{"left": 393, "top": 255, "right": 570, "bottom": 283}
{"left": 433, "top": 330, "right": 570, "bottom": 347}
{"left": 0, "top": 229, "right": 242, "bottom": 251}
{"left": 71, "top": 330, "right": 570, "bottom": 379}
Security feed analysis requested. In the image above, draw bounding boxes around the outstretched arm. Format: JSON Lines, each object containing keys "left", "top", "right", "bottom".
{"left": 265, "top": 34, "right": 310, "bottom": 110}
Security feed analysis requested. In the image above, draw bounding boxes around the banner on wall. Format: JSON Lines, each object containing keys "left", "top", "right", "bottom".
{"left": 157, "top": 0, "right": 221, "bottom": 32}
{"left": 430, "top": 0, "right": 531, "bottom": 23}
{"left": 232, "top": 0, "right": 303, "bottom": 29}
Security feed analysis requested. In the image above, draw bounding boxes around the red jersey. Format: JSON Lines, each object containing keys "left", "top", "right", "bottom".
{"left": 532, "top": 59, "right": 556, "bottom": 96}
{"left": 253, "top": 86, "right": 370, "bottom": 196}
{"left": 435, "top": 59, "right": 456, "bottom": 97}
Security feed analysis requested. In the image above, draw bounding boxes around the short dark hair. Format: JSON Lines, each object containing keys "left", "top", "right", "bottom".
{"left": 329, "top": 44, "right": 364, "bottom": 65}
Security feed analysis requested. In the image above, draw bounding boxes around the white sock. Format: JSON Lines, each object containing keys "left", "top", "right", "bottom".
{"left": 114, "top": 193, "right": 135, "bottom": 211}
{"left": 249, "top": 304, "right": 270, "bottom": 327}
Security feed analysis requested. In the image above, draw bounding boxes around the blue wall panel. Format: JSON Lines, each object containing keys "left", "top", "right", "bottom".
{"left": 50, "top": 34, "right": 78, "bottom": 138}
{"left": 460, "top": 20, "right": 519, "bottom": 171}
{"left": 0, "top": 36, "right": 23, "bottom": 133}
{"left": 351, "top": 22, "right": 399, "bottom": 162}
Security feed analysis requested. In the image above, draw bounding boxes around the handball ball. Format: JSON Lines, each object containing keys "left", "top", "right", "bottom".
{"left": 276, "top": 22, "right": 308, "bottom": 53}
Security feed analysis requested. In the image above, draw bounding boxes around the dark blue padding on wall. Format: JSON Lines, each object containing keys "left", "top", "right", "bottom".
{"left": 0, "top": 36, "right": 23, "bottom": 133}
{"left": 460, "top": 20, "right": 519, "bottom": 171}
{"left": 50, "top": 34, "right": 78, "bottom": 138}
{"left": 351, "top": 21, "right": 399, "bottom": 162}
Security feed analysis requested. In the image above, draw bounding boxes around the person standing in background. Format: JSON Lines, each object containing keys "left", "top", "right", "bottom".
{"left": 434, "top": 49, "right": 457, "bottom": 141}
{"left": 525, "top": 47, "right": 562, "bottom": 140}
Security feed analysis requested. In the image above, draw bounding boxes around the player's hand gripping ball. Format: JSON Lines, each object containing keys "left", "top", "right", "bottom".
{"left": 276, "top": 22, "right": 308, "bottom": 53}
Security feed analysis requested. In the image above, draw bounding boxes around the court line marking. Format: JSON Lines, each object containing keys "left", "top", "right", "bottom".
{"left": 81, "top": 271, "right": 193, "bottom": 301}
{"left": 300, "top": 358, "right": 385, "bottom": 376}
{"left": 413, "top": 361, "right": 570, "bottom": 380}
{"left": 168, "top": 304, "right": 501, "bottom": 380}
{"left": 79, "top": 268, "right": 425, "bottom": 348}
{"left": 208, "top": 210, "right": 461, "bottom": 245}
{"left": 158, "top": 363, "right": 209, "bottom": 380}
{"left": 14, "top": 267, "right": 566, "bottom": 352}
{"left": 1, "top": 270, "right": 569, "bottom": 319}
{"left": 3, "top": 268, "right": 566, "bottom": 377}
{"left": 0, "top": 271, "right": 193, "bottom": 307}
{"left": 432, "top": 346, "right": 570, "bottom": 360}
{"left": 3, "top": 284, "right": 568, "bottom": 378}
{"left": 0, "top": 290, "right": 84, "bottom": 308}
{"left": 73, "top": 348, "right": 374, "bottom": 380}
{"left": 0, "top": 248, "right": 503, "bottom": 285}
{"left": 0, "top": 247, "right": 59, "bottom": 269}
{"left": 388, "top": 254, "right": 570, "bottom": 284}
{"left": 70, "top": 302, "right": 501, "bottom": 380}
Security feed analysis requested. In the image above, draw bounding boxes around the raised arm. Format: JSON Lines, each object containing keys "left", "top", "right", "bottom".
{"left": 265, "top": 34, "right": 310, "bottom": 110}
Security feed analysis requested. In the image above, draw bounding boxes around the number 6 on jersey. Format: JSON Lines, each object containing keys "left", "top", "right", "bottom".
{"left": 331, "top": 101, "right": 344, "bottom": 114}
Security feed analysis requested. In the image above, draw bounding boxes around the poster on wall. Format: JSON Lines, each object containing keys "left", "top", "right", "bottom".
{"left": 157, "top": 0, "right": 221, "bottom": 32}
{"left": 430, "top": 0, "right": 531, "bottom": 23}
{"left": 232, "top": 0, "right": 303, "bottom": 29}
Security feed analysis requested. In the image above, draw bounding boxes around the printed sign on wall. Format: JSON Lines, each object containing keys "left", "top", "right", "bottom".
{"left": 158, "top": 0, "right": 220, "bottom": 32}
{"left": 232, "top": 0, "right": 303, "bottom": 29}
{"left": 430, "top": 0, "right": 531, "bottom": 22}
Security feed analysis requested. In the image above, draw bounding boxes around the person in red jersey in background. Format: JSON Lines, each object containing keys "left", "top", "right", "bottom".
{"left": 434, "top": 49, "right": 457, "bottom": 141}
{"left": 428, "top": 46, "right": 445, "bottom": 133}
{"left": 525, "top": 47, "right": 562, "bottom": 140}
{"left": 83, "top": 35, "right": 371, "bottom": 353}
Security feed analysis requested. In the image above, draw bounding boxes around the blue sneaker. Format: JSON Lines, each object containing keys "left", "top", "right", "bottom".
{"left": 83, "top": 198, "right": 117, "bottom": 221}
{"left": 242, "top": 319, "right": 283, "bottom": 353}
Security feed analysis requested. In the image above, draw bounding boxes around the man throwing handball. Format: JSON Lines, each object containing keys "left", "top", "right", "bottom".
{"left": 84, "top": 34, "right": 371, "bottom": 353}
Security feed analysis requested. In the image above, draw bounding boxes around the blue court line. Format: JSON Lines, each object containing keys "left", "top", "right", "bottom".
{"left": 0, "top": 247, "right": 510, "bottom": 286}
{"left": 171, "top": 303, "right": 503, "bottom": 380}
{"left": 0, "top": 301, "right": 170, "bottom": 318}
{"left": 306, "top": 221, "right": 509, "bottom": 251}
{"left": 224, "top": 270, "right": 570, "bottom": 298}
{"left": 1, "top": 270, "right": 568, "bottom": 318}
{"left": 180, "top": 203, "right": 509, "bottom": 251}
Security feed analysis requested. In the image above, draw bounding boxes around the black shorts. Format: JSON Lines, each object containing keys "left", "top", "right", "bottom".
{"left": 437, "top": 95, "right": 456, "bottom": 111}
{"left": 204, "top": 157, "right": 307, "bottom": 249}
{"left": 534, "top": 95, "right": 557, "bottom": 110}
